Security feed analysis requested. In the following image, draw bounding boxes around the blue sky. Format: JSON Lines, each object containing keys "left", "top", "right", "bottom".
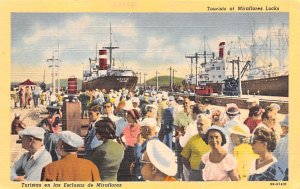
{"left": 11, "top": 12, "right": 288, "bottom": 83}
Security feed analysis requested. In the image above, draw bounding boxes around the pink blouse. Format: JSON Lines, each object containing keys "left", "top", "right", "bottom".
{"left": 122, "top": 123, "right": 140, "bottom": 147}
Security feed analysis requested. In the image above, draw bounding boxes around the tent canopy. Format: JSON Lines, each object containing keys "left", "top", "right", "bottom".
{"left": 18, "top": 79, "right": 37, "bottom": 86}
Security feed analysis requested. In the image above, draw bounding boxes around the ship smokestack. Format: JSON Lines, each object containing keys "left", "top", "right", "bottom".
{"left": 218, "top": 42, "right": 225, "bottom": 59}
{"left": 99, "top": 49, "right": 108, "bottom": 70}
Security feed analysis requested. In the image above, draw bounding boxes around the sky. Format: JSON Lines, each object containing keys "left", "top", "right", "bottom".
{"left": 11, "top": 12, "right": 289, "bottom": 84}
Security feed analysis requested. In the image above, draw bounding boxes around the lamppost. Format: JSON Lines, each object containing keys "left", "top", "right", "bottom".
{"left": 172, "top": 69, "right": 177, "bottom": 92}
{"left": 156, "top": 71, "right": 159, "bottom": 91}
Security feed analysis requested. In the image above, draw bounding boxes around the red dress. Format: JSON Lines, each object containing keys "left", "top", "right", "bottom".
{"left": 244, "top": 117, "right": 262, "bottom": 133}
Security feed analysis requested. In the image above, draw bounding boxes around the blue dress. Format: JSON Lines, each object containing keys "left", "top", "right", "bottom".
{"left": 248, "top": 157, "right": 286, "bottom": 181}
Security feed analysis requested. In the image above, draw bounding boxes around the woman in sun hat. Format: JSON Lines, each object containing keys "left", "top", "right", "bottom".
{"left": 141, "top": 139, "right": 177, "bottom": 181}
{"left": 200, "top": 125, "right": 239, "bottom": 181}
{"left": 229, "top": 124, "right": 258, "bottom": 180}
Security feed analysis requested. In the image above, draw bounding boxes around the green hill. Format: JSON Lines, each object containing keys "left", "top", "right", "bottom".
{"left": 146, "top": 75, "right": 184, "bottom": 86}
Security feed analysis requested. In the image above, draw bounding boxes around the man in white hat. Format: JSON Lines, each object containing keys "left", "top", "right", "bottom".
{"left": 273, "top": 114, "right": 289, "bottom": 178}
{"left": 132, "top": 118, "right": 159, "bottom": 181}
{"left": 11, "top": 127, "right": 52, "bottom": 181}
{"left": 41, "top": 131, "right": 100, "bottom": 181}
{"left": 141, "top": 139, "right": 177, "bottom": 181}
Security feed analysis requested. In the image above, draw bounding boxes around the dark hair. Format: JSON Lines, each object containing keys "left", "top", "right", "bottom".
{"left": 252, "top": 127, "right": 277, "bottom": 152}
{"left": 249, "top": 105, "right": 264, "bottom": 117}
{"left": 127, "top": 109, "right": 141, "bottom": 122}
{"left": 95, "top": 117, "right": 116, "bottom": 139}
{"left": 203, "top": 129, "right": 227, "bottom": 146}
{"left": 62, "top": 141, "right": 78, "bottom": 152}
{"left": 201, "top": 98, "right": 211, "bottom": 105}
{"left": 192, "top": 104, "right": 201, "bottom": 115}
{"left": 261, "top": 106, "right": 274, "bottom": 121}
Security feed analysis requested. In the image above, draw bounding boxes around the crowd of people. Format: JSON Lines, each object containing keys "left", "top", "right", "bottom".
{"left": 11, "top": 88, "right": 289, "bottom": 182}
{"left": 12, "top": 86, "right": 64, "bottom": 110}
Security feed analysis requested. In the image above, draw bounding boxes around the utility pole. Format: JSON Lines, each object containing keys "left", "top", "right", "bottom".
{"left": 169, "top": 67, "right": 172, "bottom": 91}
{"left": 144, "top": 73, "right": 147, "bottom": 90}
{"left": 172, "top": 69, "right": 177, "bottom": 92}
{"left": 237, "top": 57, "right": 242, "bottom": 97}
{"left": 185, "top": 56, "right": 194, "bottom": 77}
{"left": 47, "top": 52, "right": 59, "bottom": 93}
{"left": 156, "top": 71, "right": 159, "bottom": 91}
{"left": 103, "top": 23, "right": 119, "bottom": 69}
{"left": 186, "top": 38, "right": 214, "bottom": 86}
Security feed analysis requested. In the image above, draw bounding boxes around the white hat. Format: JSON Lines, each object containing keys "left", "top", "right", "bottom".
{"left": 226, "top": 103, "right": 240, "bottom": 116}
{"left": 15, "top": 112, "right": 21, "bottom": 117}
{"left": 168, "top": 96, "right": 175, "bottom": 101}
{"left": 140, "top": 118, "right": 157, "bottom": 127}
{"left": 58, "top": 131, "right": 84, "bottom": 148}
{"left": 246, "top": 97, "right": 259, "bottom": 104}
{"left": 132, "top": 97, "right": 140, "bottom": 103}
{"left": 206, "top": 125, "right": 227, "bottom": 136}
{"left": 270, "top": 103, "right": 281, "bottom": 112}
{"left": 145, "top": 104, "right": 157, "bottom": 111}
{"left": 19, "top": 127, "right": 45, "bottom": 140}
{"left": 144, "top": 92, "right": 149, "bottom": 96}
{"left": 146, "top": 139, "right": 177, "bottom": 176}
{"left": 177, "top": 96, "right": 184, "bottom": 101}
{"left": 279, "top": 114, "right": 288, "bottom": 127}
{"left": 140, "top": 118, "right": 160, "bottom": 133}
{"left": 229, "top": 124, "right": 250, "bottom": 137}
{"left": 162, "top": 94, "right": 168, "bottom": 100}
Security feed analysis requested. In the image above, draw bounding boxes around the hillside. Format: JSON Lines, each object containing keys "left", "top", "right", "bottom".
{"left": 146, "top": 75, "right": 184, "bottom": 86}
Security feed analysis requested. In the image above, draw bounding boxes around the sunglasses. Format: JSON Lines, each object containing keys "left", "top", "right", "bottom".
{"left": 104, "top": 106, "right": 111, "bottom": 108}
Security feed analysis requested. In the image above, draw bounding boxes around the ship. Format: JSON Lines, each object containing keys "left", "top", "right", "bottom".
{"left": 82, "top": 25, "right": 138, "bottom": 92}
{"left": 184, "top": 28, "right": 289, "bottom": 97}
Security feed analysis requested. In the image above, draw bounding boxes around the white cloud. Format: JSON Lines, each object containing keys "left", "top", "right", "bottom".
{"left": 113, "top": 21, "right": 138, "bottom": 38}
{"left": 23, "top": 24, "right": 57, "bottom": 45}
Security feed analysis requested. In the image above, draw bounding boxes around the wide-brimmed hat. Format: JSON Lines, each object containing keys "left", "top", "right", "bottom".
{"left": 229, "top": 124, "right": 251, "bottom": 137}
{"left": 270, "top": 103, "right": 281, "bottom": 112}
{"left": 58, "top": 131, "right": 83, "bottom": 148}
{"left": 246, "top": 97, "right": 259, "bottom": 104}
{"left": 206, "top": 125, "right": 227, "bottom": 136}
{"left": 226, "top": 103, "right": 240, "bottom": 116}
{"left": 146, "top": 139, "right": 177, "bottom": 176}
{"left": 140, "top": 118, "right": 157, "bottom": 127}
{"left": 19, "top": 126, "right": 45, "bottom": 140}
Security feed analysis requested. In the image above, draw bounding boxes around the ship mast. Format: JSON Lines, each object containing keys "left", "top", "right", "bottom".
{"left": 103, "top": 23, "right": 119, "bottom": 69}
